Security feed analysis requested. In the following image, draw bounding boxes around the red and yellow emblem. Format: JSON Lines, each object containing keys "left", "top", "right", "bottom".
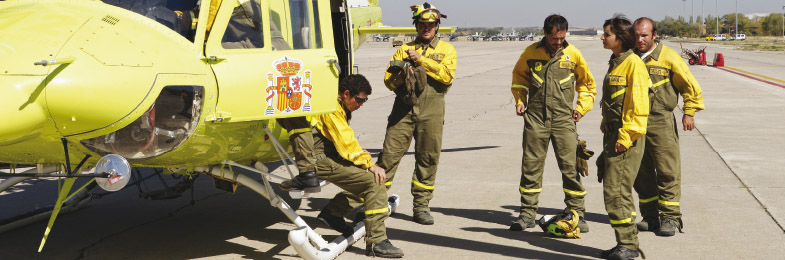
{"left": 265, "top": 56, "right": 314, "bottom": 115}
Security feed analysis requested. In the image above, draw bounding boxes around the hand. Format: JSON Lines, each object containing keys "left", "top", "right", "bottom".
{"left": 405, "top": 49, "right": 421, "bottom": 62}
{"left": 682, "top": 114, "right": 695, "bottom": 131}
{"left": 369, "top": 165, "right": 387, "bottom": 185}
{"left": 572, "top": 110, "right": 583, "bottom": 122}
{"left": 516, "top": 103, "right": 525, "bottom": 116}
{"left": 600, "top": 124, "right": 605, "bottom": 134}
{"left": 614, "top": 142, "right": 627, "bottom": 153}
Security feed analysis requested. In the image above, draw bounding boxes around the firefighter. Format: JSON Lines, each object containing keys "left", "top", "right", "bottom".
{"left": 312, "top": 75, "right": 404, "bottom": 258}
{"left": 376, "top": 2, "right": 457, "bottom": 225}
{"left": 598, "top": 15, "right": 651, "bottom": 259}
{"left": 509, "top": 14, "right": 596, "bottom": 233}
{"left": 632, "top": 17, "right": 705, "bottom": 237}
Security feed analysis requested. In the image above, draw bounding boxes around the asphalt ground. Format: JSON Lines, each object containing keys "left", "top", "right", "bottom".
{"left": 1, "top": 38, "right": 784, "bottom": 260}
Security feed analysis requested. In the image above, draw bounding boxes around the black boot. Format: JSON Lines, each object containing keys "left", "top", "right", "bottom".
{"left": 600, "top": 246, "right": 639, "bottom": 260}
{"left": 413, "top": 211, "right": 434, "bottom": 225}
{"left": 509, "top": 215, "right": 536, "bottom": 231}
{"left": 279, "top": 171, "right": 319, "bottom": 190}
{"left": 366, "top": 239, "right": 404, "bottom": 258}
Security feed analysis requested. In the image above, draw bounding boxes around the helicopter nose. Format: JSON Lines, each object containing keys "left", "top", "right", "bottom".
{"left": 0, "top": 76, "right": 48, "bottom": 145}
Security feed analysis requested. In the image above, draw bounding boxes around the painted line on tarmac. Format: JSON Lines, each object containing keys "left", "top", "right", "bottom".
{"left": 715, "top": 66, "right": 785, "bottom": 89}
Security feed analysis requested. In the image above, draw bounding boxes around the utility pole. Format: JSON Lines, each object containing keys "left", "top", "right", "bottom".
{"left": 735, "top": 0, "right": 738, "bottom": 37}
{"left": 683, "top": 0, "right": 686, "bottom": 21}
{"left": 716, "top": 0, "right": 719, "bottom": 35}
{"left": 782, "top": 4, "right": 784, "bottom": 38}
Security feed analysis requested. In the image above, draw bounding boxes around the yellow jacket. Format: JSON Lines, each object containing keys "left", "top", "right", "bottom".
{"left": 601, "top": 50, "right": 651, "bottom": 148}
{"left": 383, "top": 38, "right": 457, "bottom": 90}
{"left": 511, "top": 40, "right": 596, "bottom": 116}
{"left": 314, "top": 102, "right": 374, "bottom": 169}
{"left": 641, "top": 43, "right": 705, "bottom": 116}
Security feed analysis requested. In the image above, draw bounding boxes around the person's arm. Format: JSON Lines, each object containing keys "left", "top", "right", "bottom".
{"left": 317, "top": 111, "right": 374, "bottom": 169}
{"left": 511, "top": 51, "right": 531, "bottom": 116}
{"left": 670, "top": 54, "right": 705, "bottom": 131}
{"left": 670, "top": 53, "right": 705, "bottom": 117}
{"left": 574, "top": 51, "right": 597, "bottom": 118}
{"left": 415, "top": 43, "right": 457, "bottom": 85}
{"left": 617, "top": 63, "right": 651, "bottom": 149}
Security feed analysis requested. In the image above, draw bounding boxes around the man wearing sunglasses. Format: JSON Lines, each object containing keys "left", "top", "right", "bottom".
{"left": 509, "top": 14, "right": 596, "bottom": 233}
{"left": 311, "top": 74, "right": 404, "bottom": 258}
{"left": 379, "top": 2, "right": 457, "bottom": 225}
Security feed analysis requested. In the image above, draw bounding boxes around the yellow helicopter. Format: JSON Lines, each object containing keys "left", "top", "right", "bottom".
{"left": 0, "top": 0, "right": 455, "bottom": 258}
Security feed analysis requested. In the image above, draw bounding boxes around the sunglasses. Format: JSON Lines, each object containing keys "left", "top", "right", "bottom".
{"left": 354, "top": 96, "right": 369, "bottom": 104}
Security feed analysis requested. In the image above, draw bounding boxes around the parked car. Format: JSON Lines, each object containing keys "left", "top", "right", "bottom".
{"left": 714, "top": 34, "right": 727, "bottom": 41}
{"left": 732, "top": 34, "right": 746, "bottom": 40}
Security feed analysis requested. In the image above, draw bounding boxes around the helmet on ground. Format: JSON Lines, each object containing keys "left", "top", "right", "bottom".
{"left": 411, "top": 2, "right": 446, "bottom": 23}
{"left": 537, "top": 209, "right": 582, "bottom": 239}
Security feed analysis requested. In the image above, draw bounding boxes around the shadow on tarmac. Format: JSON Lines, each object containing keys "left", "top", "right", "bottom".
{"left": 428, "top": 206, "right": 604, "bottom": 259}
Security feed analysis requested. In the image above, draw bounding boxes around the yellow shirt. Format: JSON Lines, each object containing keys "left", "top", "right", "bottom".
{"left": 314, "top": 102, "right": 373, "bottom": 169}
{"left": 603, "top": 50, "right": 651, "bottom": 148}
{"left": 383, "top": 38, "right": 457, "bottom": 90}
{"left": 511, "top": 41, "right": 596, "bottom": 115}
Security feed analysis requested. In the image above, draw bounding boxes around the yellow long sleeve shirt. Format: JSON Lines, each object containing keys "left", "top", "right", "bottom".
{"left": 314, "top": 102, "right": 374, "bottom": 169}
{"left": 602, "top": 50, "right": 651, "bottom": 148}
{"left": 383, "top": 38, "right": 457, "bottom": 90}
{"left": 511, "top": 40, "right": 596, "bottom": 116}
{"left": 642, "top": 43, "right": 705, "bottom": 116}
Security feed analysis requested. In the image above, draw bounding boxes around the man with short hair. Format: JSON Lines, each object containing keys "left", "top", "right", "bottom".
{"left": 632, "top": 17, "right": 705, "bottom": 237}
{"left": 312, "top": 74, "right": 404, "bottom": 258}
{"left": 378, "top": 2, "right": 457, "bottom": 225}
{"left": 509, "top": 14, "right": 596, "bottom": 232}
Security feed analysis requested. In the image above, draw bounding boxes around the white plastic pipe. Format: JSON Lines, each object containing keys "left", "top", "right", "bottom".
{"left": 289, "top": 224, "right": 365, "bottom": 260}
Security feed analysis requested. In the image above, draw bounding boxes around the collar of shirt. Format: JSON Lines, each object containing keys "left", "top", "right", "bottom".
{"left": 415, "top": 37, "right": 440, "bottom": 51}
{"left": 639, "top": 42, "right": 658, "bottom": 60}
{"left": 609, "top": 49, "right": 634, "bottom": 67}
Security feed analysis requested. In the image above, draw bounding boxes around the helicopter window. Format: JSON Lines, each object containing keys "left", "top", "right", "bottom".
{"left": 80, "top": 86, "right": 203, "bottom": 161}
{"left": 289, "top": 0, "right": 311, "bottom": 49}
{"left": 103, "top": 0, "right": 197, "bottom": 41}
{"left": 311, "top": 0, "right": 323, "bottom": 48}
{"left": 221, "top": 0, "right": 265, "bottom": 49}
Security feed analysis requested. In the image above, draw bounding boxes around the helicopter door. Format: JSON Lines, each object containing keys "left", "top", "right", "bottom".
{"left": 204, "top": 0, "right": 339, "bottom": 122}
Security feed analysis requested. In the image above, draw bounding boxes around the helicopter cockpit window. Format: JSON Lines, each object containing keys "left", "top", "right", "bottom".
{"left": 103, "top": 0, "right": 197, "bottom": 41}
{"left": 289, "top": 0, "right": 313, "bottom": 49}
{"left": 81, "top": 86, "right": 203, "bottom": 161}
{"left": 221, "top": 0, "right": 265, "bottom": 49}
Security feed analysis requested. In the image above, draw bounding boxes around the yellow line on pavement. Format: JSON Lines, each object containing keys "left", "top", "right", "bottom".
{"left": 722, "top": 66, "right": 785, "bottom": 84}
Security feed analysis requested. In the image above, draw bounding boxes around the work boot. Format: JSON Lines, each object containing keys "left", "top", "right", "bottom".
{"left": 412, "top": 211, "right": 434, "bottom": 225}
{"left": 657, "top": 218, "right": 679, "bottom": 237}
{"left": 366, "top": 239, "right": 404, "bottom": 258}
{"left": 317, "top": 211, "right": 354, "bottom": 235}
{"left": 279, "top": 171, "right": 319, "bottom": 191}
{"left": 636, "top": 216, "right": 659, "bottom": 232}
{"left": 578, "top": 216, "right": 589, "bottom": 233}
{"left": 600, "top": 246, "right": 639, "bottom": 260}
{"left": 509, "top": 215, "right": 536, "bottom": 231}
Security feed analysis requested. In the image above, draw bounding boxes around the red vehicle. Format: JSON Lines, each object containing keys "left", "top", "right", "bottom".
{"left": 681, "top": 44, "right": 708, "bottom": 65}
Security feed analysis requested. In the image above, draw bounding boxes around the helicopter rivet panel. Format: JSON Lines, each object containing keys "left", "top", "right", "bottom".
{"left": 79, "top": 24, "right": 153, "bottom": 67}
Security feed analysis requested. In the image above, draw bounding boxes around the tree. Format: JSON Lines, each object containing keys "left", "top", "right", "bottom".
{"left": 761, "top": 13, "right": 783, "bottom": 36}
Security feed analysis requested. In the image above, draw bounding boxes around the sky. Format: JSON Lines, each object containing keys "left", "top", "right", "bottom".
{"left": 377, "top": 0, "right": 785, "bottom": 28}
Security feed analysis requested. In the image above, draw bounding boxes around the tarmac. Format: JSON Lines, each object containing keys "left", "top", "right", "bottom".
{"left": 1, "top": 38, "right": 784, "bottom": 260}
